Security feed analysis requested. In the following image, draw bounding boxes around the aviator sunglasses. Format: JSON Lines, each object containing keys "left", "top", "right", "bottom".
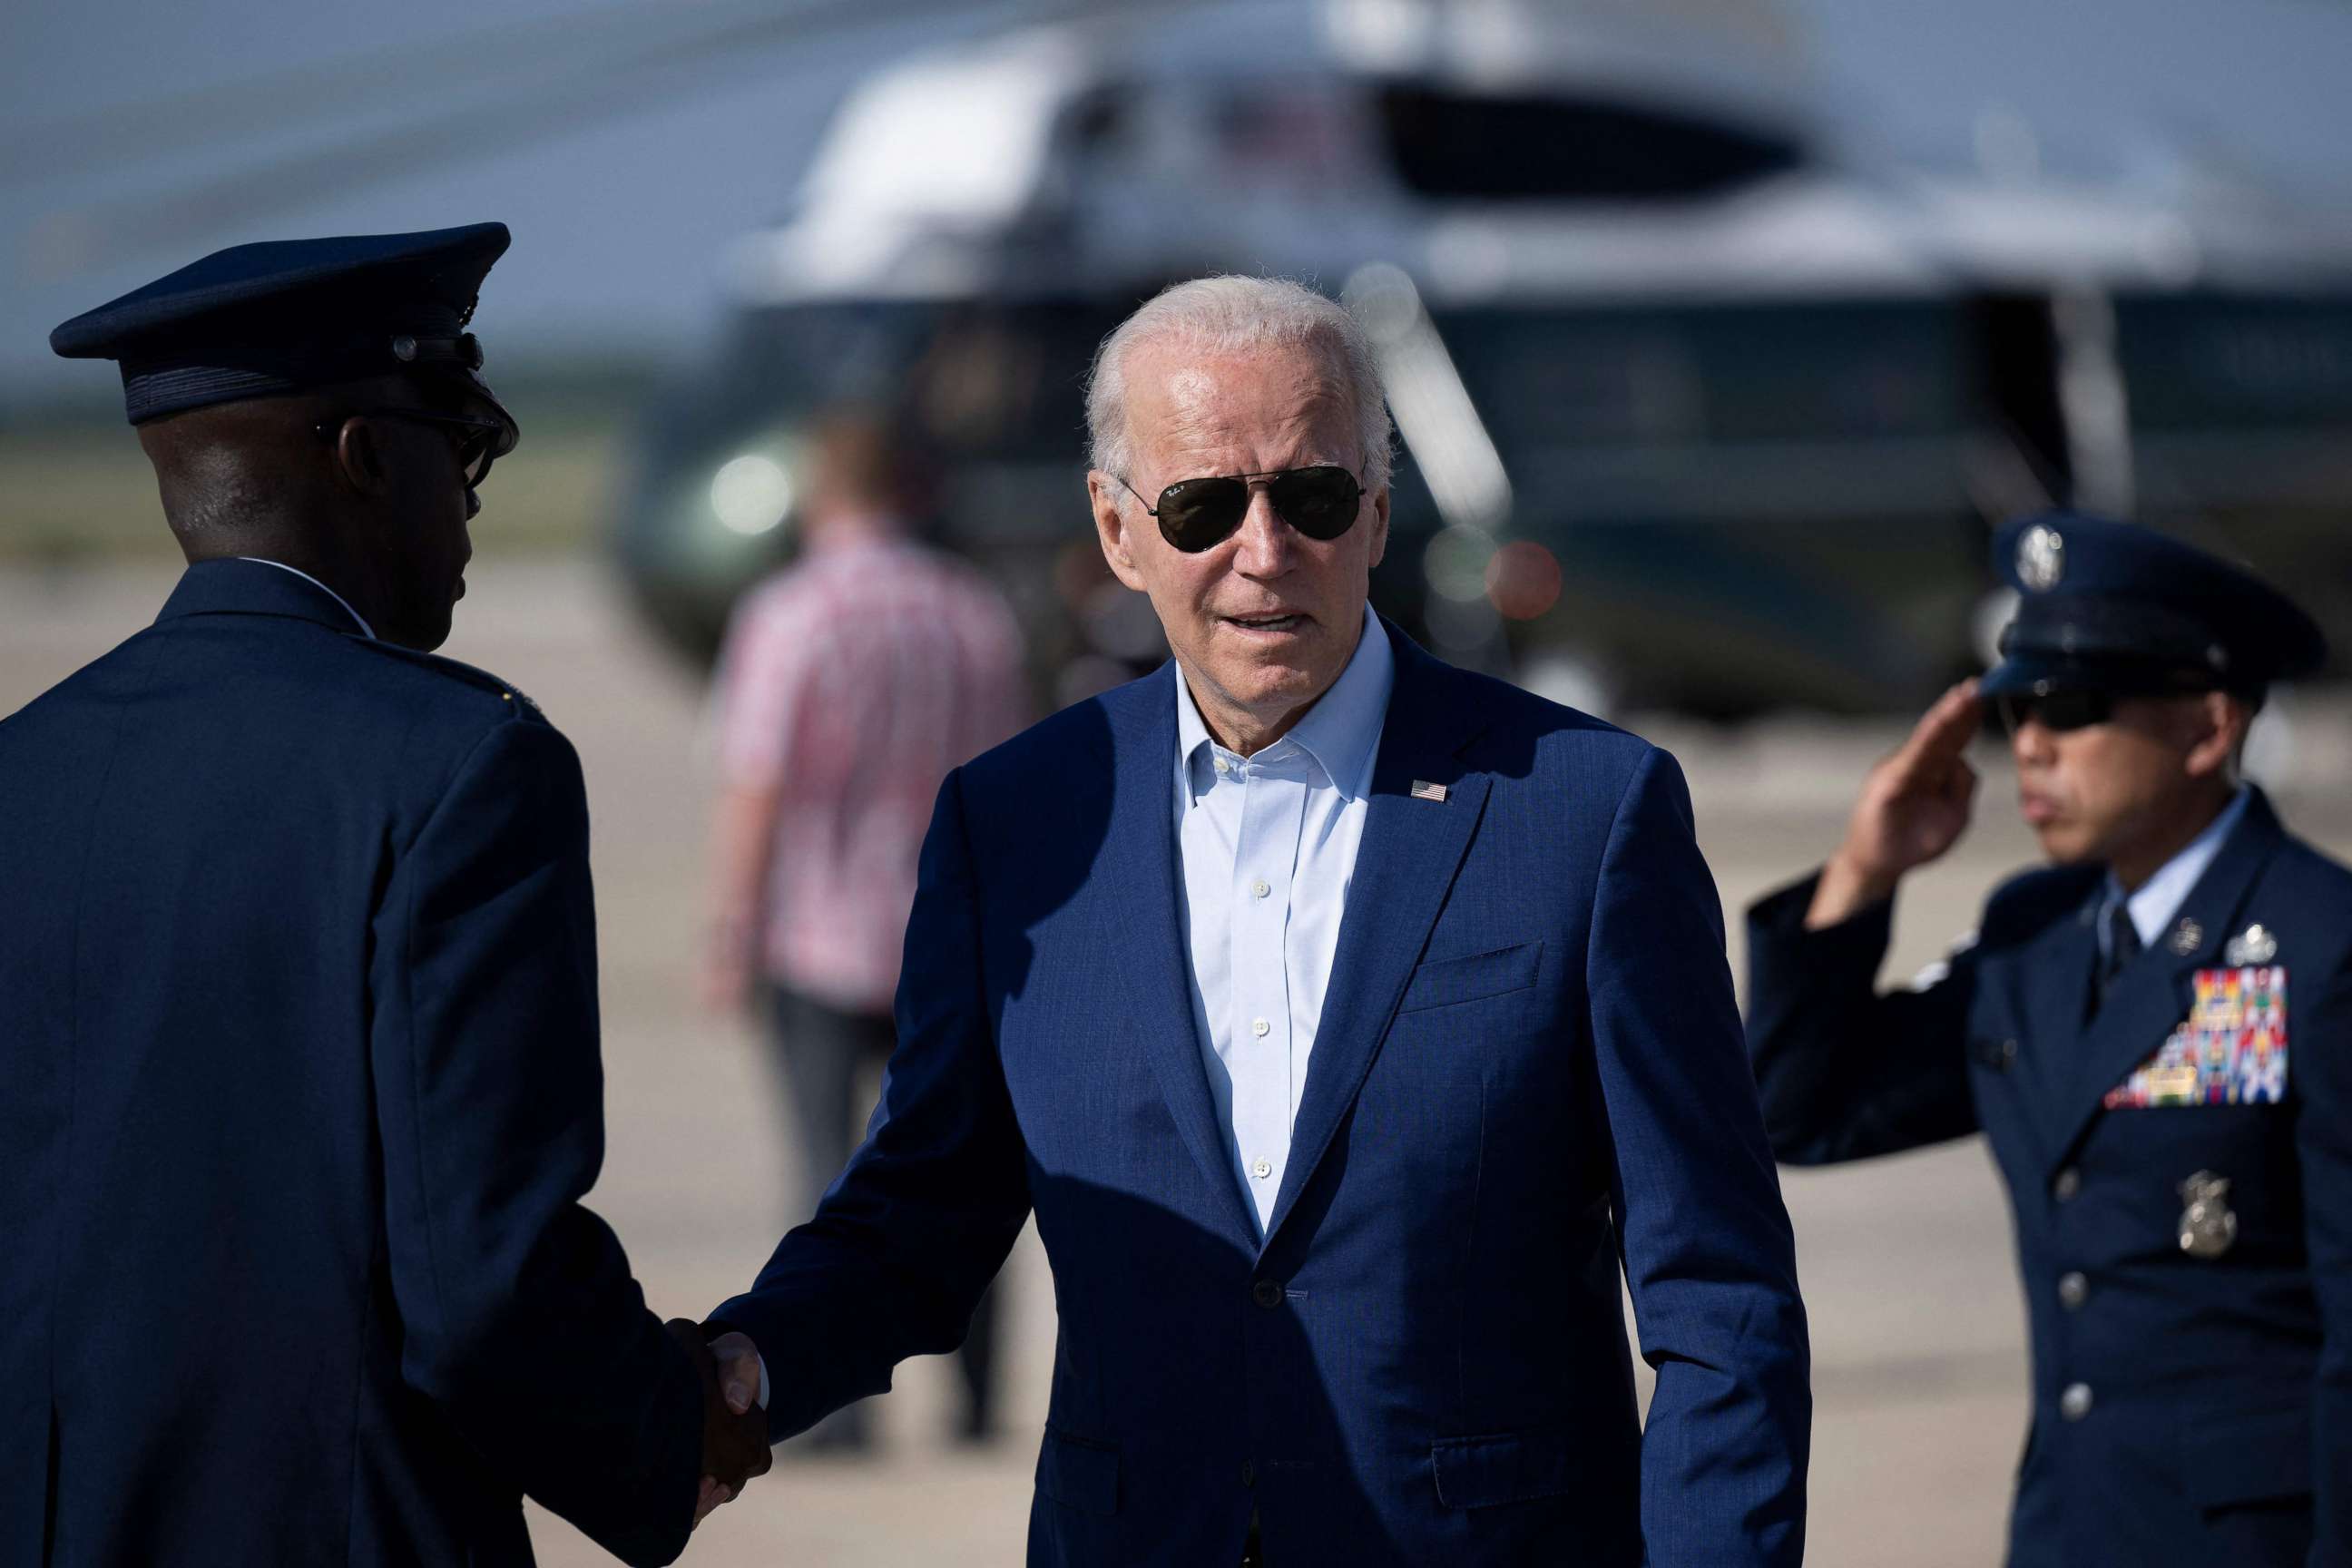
{"left": 1991, "top": 689, "right": 2116, "bottom": 735}
{"left": 313, "top": 407, "right": 508, "bottom": 490}
{"left": 1115, "top": 465, "right": 1363, "bottom": 553}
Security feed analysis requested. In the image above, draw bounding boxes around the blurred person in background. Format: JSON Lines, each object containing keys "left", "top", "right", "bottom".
{"left": 0, "top": 224, "right": 766, "bottom": 1568}
{"left": 1746, "top": 514, "right": 2348, "bottom": 1566}
{"left": 693, "top": 276, "right": 1809, "bottom": 1566}
{"left": 701, "top": 407, "right": 1026, "bottom": 1450}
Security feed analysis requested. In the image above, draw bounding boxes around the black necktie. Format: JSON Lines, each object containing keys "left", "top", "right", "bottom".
{"left": 2099, "top": 900, "right": 2142, "bottom": 1004}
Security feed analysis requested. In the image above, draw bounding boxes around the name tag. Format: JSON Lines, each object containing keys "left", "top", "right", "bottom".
{"left": 2104, "top": 965, "right": 2288, "bottom": 1109}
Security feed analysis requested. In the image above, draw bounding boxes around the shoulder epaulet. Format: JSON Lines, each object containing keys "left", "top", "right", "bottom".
{"left": 353, "top": 638, "right": 545, "bottom": 718}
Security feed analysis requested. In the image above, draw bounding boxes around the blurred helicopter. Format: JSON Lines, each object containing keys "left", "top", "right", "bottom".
{"left": 604, "top": 0, "right": 2352, "bottom": 716}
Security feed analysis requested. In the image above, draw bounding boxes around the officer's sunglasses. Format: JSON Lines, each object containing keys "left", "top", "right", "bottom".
{"left": 1114, "top": 465, "right": 1362, "bottom": 554}
{"left": 314, "top": 408, "right": 505, "bottom": 489}
{"left": 1992, "top": 689, "right": 2115, "bottom": 735}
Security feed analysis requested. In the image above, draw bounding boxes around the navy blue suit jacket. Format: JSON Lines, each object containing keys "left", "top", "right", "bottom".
{"left": 716, "top": 620, "right": 1810, "bottom": 1566}
{"left": 0, "top": 561, "right": 702, "bottom": 1567}
{"left": 1747, "top": 789, "right": 2352, "bottom": 1568}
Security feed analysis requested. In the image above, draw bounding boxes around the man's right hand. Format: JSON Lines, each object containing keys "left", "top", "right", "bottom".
{"left": 1806, "top": 679, "right": 1982, "bottom": 929}
{"left": 662, "top": 1318, "right": 772, "bottom": 1526}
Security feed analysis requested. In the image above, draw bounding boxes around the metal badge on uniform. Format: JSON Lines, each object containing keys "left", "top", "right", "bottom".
{"left": 2016, "top": 524, "right": 2065, "bottom": 592}
{"left": 2168, "top": 918, "right": 2202, "bottom": 956}
{"left": 2103, "top": 965, "right": 2288, "bottom": 1109}
{"left": 1409, "top": 779, "right": 1448, "bottom": 802}
{"left": 2177, "top": 1171, "right": 2238, "bottom": 1259}
{"left": 2225, "top": 924, "right": 2278, "bottom": 965}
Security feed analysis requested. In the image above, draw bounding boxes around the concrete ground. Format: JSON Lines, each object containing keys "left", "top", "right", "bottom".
{"left": 7, "top": 555, "right": 2347, "bottom": 1567}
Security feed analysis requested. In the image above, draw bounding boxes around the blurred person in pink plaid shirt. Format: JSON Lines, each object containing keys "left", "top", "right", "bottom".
{"left": 702, "top": 409, "right": 1027, "bottom": 1448}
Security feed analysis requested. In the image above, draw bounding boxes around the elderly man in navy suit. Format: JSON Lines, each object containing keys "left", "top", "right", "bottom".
{"left": 1, "top": 225, "right": 766, "bottom": 1566}
{"left": 1746, "top": 514, "right": 2350, "bottom": 1565}
{"left": 702, "top": 276, "right": 1810, "bottom": 1565}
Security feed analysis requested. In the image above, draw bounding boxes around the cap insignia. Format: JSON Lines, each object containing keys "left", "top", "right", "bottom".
{"left": 2017, "top": 524, "right": 2065, "bottom": 592}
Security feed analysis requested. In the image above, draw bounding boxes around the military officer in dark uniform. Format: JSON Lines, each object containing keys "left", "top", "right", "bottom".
{"left": 0, "top": 225, "right": 766, "bottom": 1567}
{"left": 1745, "top": 512, "right": 2349, "bottom": 1566}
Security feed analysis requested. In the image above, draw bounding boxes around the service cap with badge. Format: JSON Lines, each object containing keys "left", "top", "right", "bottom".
{"left": 48, "top": 221, "right": 520, "bottom": 462}
{"left": 1979, "top": 512, "right": 2327, "bottom": 710}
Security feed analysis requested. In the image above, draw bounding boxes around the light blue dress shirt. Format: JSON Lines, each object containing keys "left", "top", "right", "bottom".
{"left": 1173, "top": 605, "right": 1394, "bottom": 1235}
{"left": 2098, "top": 785, "right": 2251, "bottom": 961}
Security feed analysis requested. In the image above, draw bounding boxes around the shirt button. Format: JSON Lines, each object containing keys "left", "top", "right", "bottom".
{"left": 1252, "top": 1017, "right": 1270, "bottom": 1037}
{"left": 1214, "top": 757, "right": 1231, "bottom": 777}
{"left": 1252, "top": 1279, "right": 1284, "bottom": 1309}
{"left": 1251, "top": 879, "right": 1270, "bottom": 899}
{"left": 2053, "top": 1168, "right": 2082, "bottom": 1203}
{"left": 2057, "top": 1271, "right": 2088, "bottom": 1310}
{"left": 1252, "top": 1160, "right": 1272, "bottom": 1180}
{"left": 2060, "top": 1382, "right": 2093, "bottom": 1422}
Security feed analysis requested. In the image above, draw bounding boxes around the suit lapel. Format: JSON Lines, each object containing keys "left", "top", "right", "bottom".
{"left": 1263, "top": 627, "right": 1491, "bottom": 1247}
{"left": 2017, "top": 889, "right": 2102, "bottom": 1157}
{"left": 1100, "top": 666, "right": 1262, "bottom": 1248}
{"left": 2046, "top": 790, "right": 2287, "bottom": 1165}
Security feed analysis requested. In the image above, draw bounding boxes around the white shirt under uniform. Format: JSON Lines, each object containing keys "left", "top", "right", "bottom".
{"left": 2098, "top": 784, "right": 2252, "bottom": 962}
{"left": 1172, "top": 604, "right": 1394, "bottom": 1236}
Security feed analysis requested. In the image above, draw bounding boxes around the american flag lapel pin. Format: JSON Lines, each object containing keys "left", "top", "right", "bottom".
{"left": 1409, "top": 779, "right": 1448, "bottom": 803}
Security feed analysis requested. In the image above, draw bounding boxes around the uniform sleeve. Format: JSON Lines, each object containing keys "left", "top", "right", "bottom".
{"left": 1742, "top": 871, "right": 1982, "bottom": 1164}
{"left": 368, "top": 718, "right": 701, "bottom": 1567}
{"left": 2297, "top": 958, "right": 2352, "bottom": 1561}
{"left": 709, "top": 766, "right": 1033, "bottom": 1438}
{"left": 1586, "top": 746, "right": 1811, "bottom": 1567}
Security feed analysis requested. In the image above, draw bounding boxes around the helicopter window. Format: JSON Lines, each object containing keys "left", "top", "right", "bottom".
{"left": 1376, "top": 86, "right": 1802, "bottom": 201}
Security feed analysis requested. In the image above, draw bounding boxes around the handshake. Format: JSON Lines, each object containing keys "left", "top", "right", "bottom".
{"left": 662, "top": 1321, "right": 773, "bottom": 1527}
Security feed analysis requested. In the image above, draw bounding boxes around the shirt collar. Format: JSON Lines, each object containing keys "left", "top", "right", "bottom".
{"left": 1175, "top": 603, "right": 1392, "bottom": 802}
{"left": 234, "top": 558, "right": 376, "bottom": 639}
{"left": 2104, "top": 785, "right": 2252, "bottom": 950}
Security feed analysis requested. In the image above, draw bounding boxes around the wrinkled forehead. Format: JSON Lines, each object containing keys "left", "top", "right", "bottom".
{"left": 1127, "top": 338, "right": 1358, "bottom": 474}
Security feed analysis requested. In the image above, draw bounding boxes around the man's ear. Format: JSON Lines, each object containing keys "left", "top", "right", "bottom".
{"left": 2182, "top": 690, "right": 2249, "bottom": 780}
{"left": 1366, "top": 483, "right": 1390, "bottom": 570}
{"left": 329, "top": 417, "right": 389, "bottom": 495}
{"left": 1088, "top": 471, "right": 1149, "bottom": 592}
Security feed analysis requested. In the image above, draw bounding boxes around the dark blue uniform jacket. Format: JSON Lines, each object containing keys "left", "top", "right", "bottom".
{"left": 1747, "top": 789, "right": 2352, "bottom": 1567}
{"left": 716, "top": 622, "right": 1812, "bottom": 1567}
{"left": 0, "top": 560, "right": 701, "bottom": 1567}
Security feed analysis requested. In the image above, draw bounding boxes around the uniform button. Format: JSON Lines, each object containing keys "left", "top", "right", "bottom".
{"left": 1251, "top": 879, "right": 1270, "bottom": 899}
{"left": 1240, "top": 1458, "right": 1256, "bottom": 1488}
{"left": 2053, "top": 1168, "right": 2082, "bottom": 1203}
{"left": 1999, "top": 1038, "right": 2019, "bottom": 1068}
{"left": 1252, "top": 1160, "right": 1273, "bottom": 1180}
{"left": 1252, "top": 1017, "right": 1270, "bottom": 1037}
{"left": 2060, "top": 1382, "right": 2093, "bottom": 1421}
{"left": 2057, "top": 1271, "right": 2088, "bottom": 1310}
{"left": 1252, "top": 1279, "right": 1284, "bottom": 1309}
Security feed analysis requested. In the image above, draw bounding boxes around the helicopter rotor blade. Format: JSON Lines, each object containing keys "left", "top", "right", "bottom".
{"left": 21, "top": 0, "right": 1157, "bottom": 273}
{"left": 2, "top": 0, "right": 785, "bottom": 191}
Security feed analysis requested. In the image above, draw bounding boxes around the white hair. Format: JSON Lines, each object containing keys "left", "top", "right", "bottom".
{"left": 1084, "top": 275, "right": 1394, "bottom": 497}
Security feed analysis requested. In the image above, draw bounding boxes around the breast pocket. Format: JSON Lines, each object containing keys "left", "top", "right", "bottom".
{"left": 1396, "top": 941, "right": 1543, "bottom": 1015}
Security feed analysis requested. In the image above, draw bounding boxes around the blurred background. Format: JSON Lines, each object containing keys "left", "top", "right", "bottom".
{"left": 6, "top": 0, "right": 2351, "bottom": 1562}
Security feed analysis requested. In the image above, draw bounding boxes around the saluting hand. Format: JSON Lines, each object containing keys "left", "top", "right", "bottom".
{"left": 1807, "top": 679, "right": 1982, "bottom": 929}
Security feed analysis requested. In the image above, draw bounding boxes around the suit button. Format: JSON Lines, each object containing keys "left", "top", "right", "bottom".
{"left": 1252, "top": 1279, "right": 1284, "bottom": 1309}
{"left": 1241, "top": 1459, "right": 1256, "bottom": 1488}
{"left": 2060, "top": 1383, "right": 2093, "bottom": 1421}
{"left": 2057, "top": 1271, "right": 2088, "bottom": 1309}
{"left": 2053, "top": 1168, "right": 2082, "bottom": 1203}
